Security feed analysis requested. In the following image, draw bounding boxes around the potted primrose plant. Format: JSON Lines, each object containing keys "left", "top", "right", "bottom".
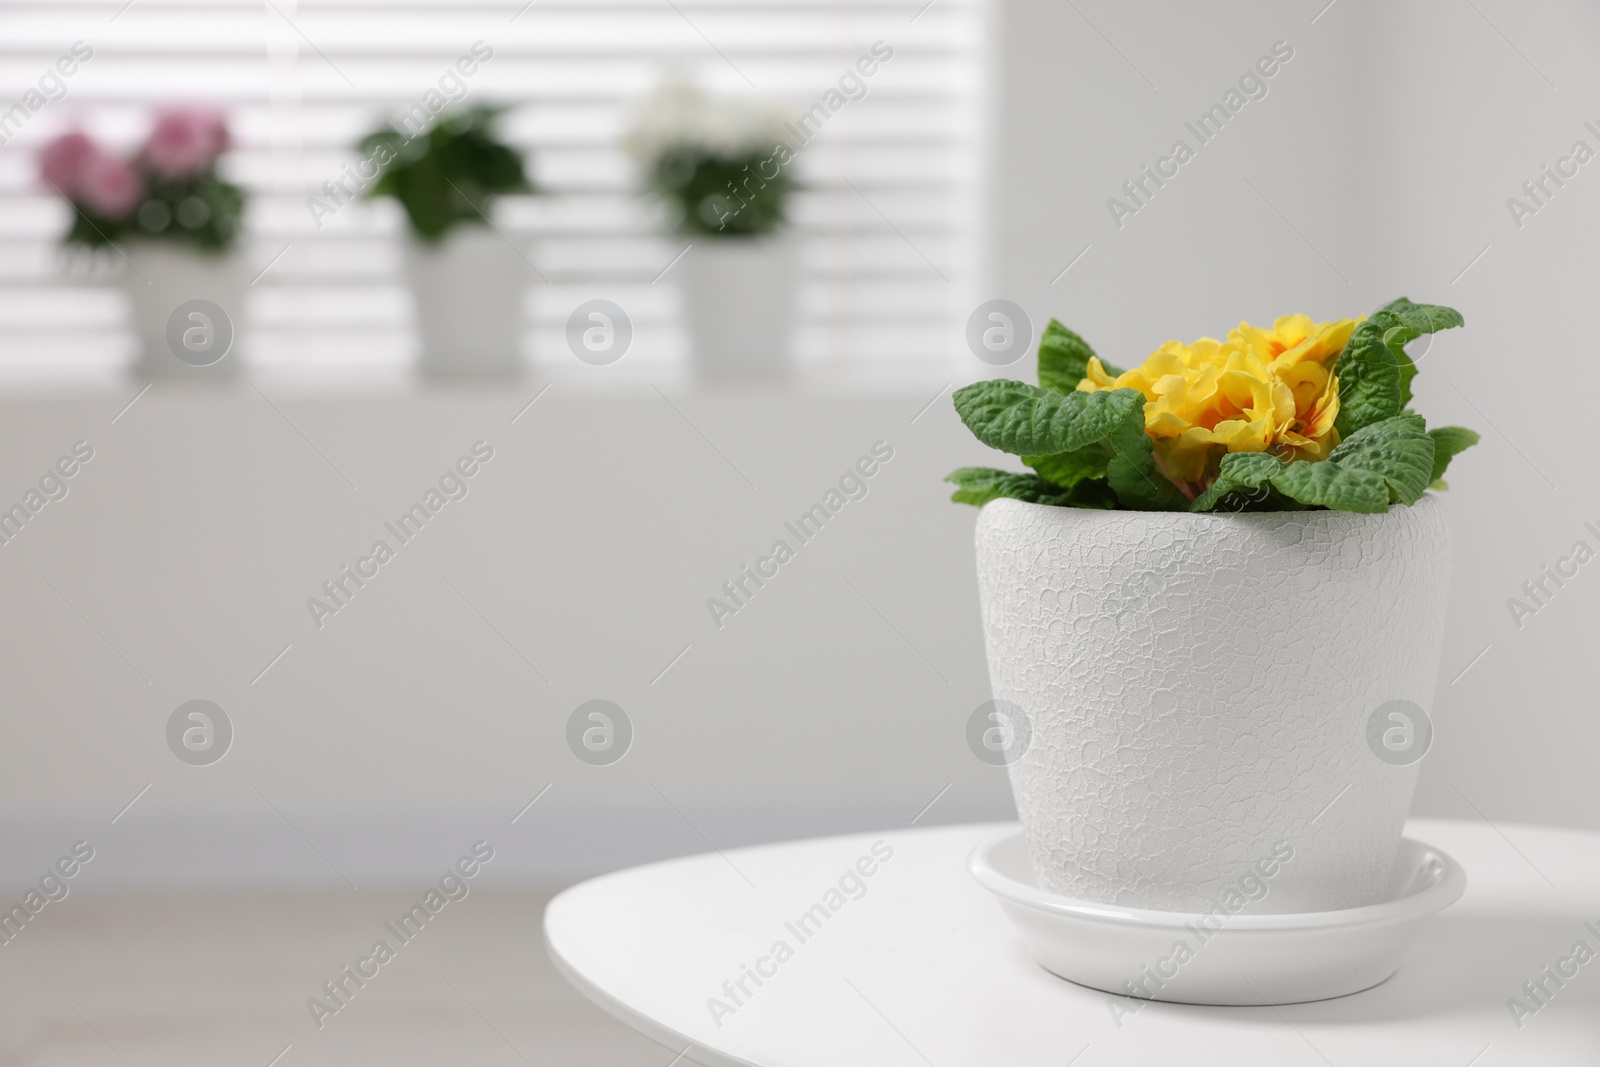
{"left": 41, "top": 108, "right": 246, "bottom": 379}
{"left": 948, "top": 299, "right": 1479, "bottom": 916}
{"left": 362, "top": 106, "right": 535, "bottom": 378}
{"left": 624, "top": 80, "right": 798, "bottom": 382}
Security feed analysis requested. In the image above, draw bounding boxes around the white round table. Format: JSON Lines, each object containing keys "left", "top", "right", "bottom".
{"left": 546, "top": 818, "right": 1600, "bottom": 1065}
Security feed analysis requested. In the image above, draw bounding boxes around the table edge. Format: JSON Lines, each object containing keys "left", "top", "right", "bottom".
{"left": 545, "top": 921, "right": 762, "bottom": 1067}
{"left": 542, "top": 816, "right": 1598, "bottom": 1063}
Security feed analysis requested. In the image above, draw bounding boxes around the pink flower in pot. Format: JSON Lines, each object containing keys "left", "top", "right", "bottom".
{"left": 142, "top": 106, "right": 230, "bottom": 179}
{"left": 38, "top": 131, "right": 100, "bottom": 197}
{"left": 39, "top": 131, "right": 144, "bottom": 219}
{"left": 79, "top": 153, "right": 144, "bottom": 219}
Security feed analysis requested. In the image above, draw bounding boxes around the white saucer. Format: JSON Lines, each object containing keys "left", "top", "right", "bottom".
{"left": 968, "top": 830, "right": 1466, "bottom": 1006}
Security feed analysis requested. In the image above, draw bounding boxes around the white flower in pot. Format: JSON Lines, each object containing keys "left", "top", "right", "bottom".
{"left": 949, "top": 301, "right": 1481, "bottom": 913}
{"left": 624, "top": 80, "right": 798, "bottom": 382}
{"left": 361, "top": 106, "right": 536, "bottom": 379}
{"left": 40, "top": 108, "right": 248, "bottom": 379}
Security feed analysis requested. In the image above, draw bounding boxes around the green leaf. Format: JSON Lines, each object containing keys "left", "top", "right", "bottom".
{"left": 1105, "top": 405, "right": 1190, "bottom": 512}
{"left": 1334, "top": 326, "right": 1405, "bottom": 435}
{"left": 1259, "top": 413, "right": 1436, "bottom": 512}
{"left": 1427, "top": 425, "right": 1480, "bottom": 487}
{"left": 951, "top": 380, "right": 1184, "bottom": 509}
{"left": 646, "top": 147, "right": 794, "bottom": 237}
{"left": 951, "top": 381, "right": 1145, "bottom": 457}
{"left": 1269, "top": 461, "right": 1391, "bottom": 513}
{"left": 1335, "top": 298, "right": 1463, "bottom": 435}
{"left": 1066, "top": 479, "right": 1119, "bottom": 509}
{"left": 361, "top": 105, "right": 533, "bottom": 242}
{"left": 944, "top": 468, "right": 1114, "bottom": 509}
{"left": 1379, "top": 296, "right": 1465, "bottom": 336}
{"left": 1378, "top": 297, "right": 1460, "bottom": 409}
{"left": 1190, "top": 452, "right": 1285, "bottom": 512}
{"left": 1037, "top": 320, "right": 1100, "bottom": 394}
{"left": 1325, "top": 413, "right": 1435, "bottom": 505}
{"left": 1023, "top": 444, "right": 1112, "bottom": 488}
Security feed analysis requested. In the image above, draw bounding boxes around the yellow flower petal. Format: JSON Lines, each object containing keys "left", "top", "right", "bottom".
{"left": 1075, "top": 311, "right": 1358, "bottom": 492}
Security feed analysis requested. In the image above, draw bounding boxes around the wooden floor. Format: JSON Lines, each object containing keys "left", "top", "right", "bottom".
{"left": 0, "top": 890, "right": 670, "bottom": 1067}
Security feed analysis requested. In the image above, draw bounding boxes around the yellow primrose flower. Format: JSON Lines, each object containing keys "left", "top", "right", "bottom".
{"left": 1077, "top": 314, "right": 1358, "bottom": 493}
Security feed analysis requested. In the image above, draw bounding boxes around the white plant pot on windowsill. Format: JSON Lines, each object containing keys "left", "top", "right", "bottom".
{"left": 403, "top": 225, "right": 530, "bottom": 379}
{"left": 973, "top": 495, "right": 1452, "bottom": 915}
{"left": 678, "top": 232, "right": 797, "bottom": 383}
{"left": 116, "top": 241, "right": 249, "bottom": 380}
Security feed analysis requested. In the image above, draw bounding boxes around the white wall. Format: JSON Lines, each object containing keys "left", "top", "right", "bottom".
{"left": 5, "top": 0, "right": 1598, "bottom": 892}
{"left": 988, "top": 0, "right": 1600, "bottom": 835}
{"left": 0, "top": 386, "right": 1015, "bottom": 889}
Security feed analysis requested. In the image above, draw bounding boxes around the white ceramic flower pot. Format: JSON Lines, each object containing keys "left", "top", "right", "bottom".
{"left": 116, "top": 241, "right": 249, "bottom": 380}
{"left": 403, "top": 226, "right": 529, "bottom": 379}
{"left": 679, "top": 234, "right": 797, "bottom": 382}
{"left": 974, "top": 495, "right": 1452, "bottom": 914}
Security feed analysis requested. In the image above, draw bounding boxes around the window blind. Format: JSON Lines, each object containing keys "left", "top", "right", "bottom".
{"left": 0, "top": 0, "right": 982, "bottom": 383}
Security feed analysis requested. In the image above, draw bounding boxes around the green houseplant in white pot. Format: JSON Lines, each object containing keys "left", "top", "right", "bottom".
{"left": 625, "top": 80, "right": 798, "bottom": 382}
{"left": 949, "top": 300, "right": 1479, "bottom": 914}
{"left": 362, "top": 106, "right": 535, "bottom": 379}
{"left": 41, "top": 109, "right": 247, "bottom": 379}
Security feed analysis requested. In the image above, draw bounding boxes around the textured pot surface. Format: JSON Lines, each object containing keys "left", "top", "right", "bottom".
{"left": 680, "top": 234, "right": 797, "bottom": 382}
{"left": 404, "top": 227, "right": 528, "bottom": 377}
{"left": 117, "top": 242, "right": 248, "bottom": 379}
{"left": 975, "top": 495, "right": 1452, "bottom": 913}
